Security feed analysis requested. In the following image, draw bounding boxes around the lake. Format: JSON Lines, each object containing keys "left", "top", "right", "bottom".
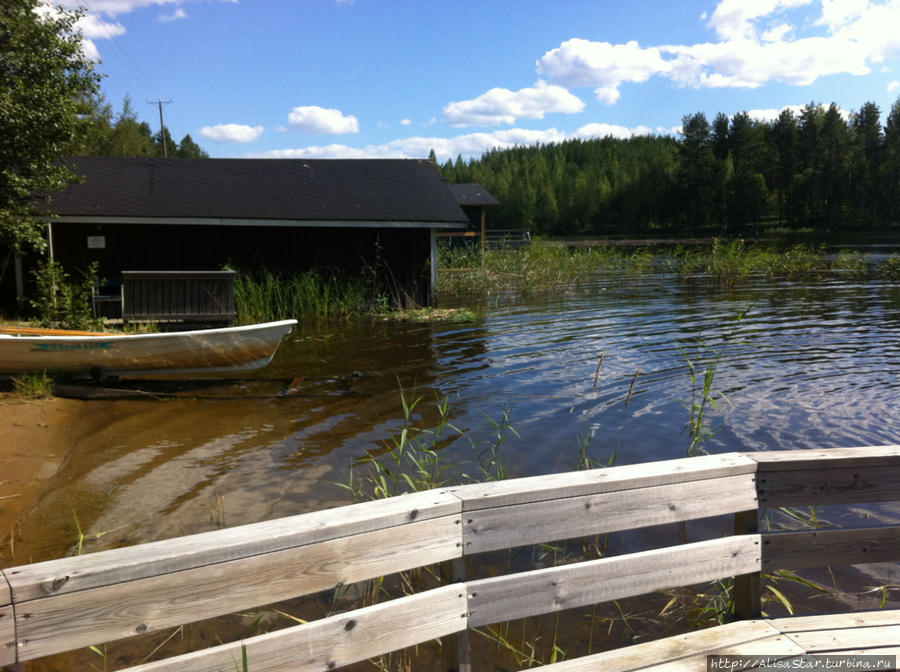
{"left": 8, "top": 258, "right": 900, "bottom": 669}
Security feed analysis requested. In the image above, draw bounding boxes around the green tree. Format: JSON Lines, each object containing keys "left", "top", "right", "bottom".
{"left": 768, "top": 109, "right": 798, "bottom": 225}
{"left": 104, "top": 96, "right": 156, "bottom": 157}
{"left": 177, "top": 134, "right": 209, "bottom": 158}
{"left": 821, "top": 103, "right": 850, "bottom": 227}
{"left": 0, "top": 0, "right": 101, "bottom": 252}
{"left": 849, "top": 101, "right": 882, "bottom": 225}
{"left": 794, "top": 102, "right": 826, "bottom": 225}
{"left": 678, "top": 112, "right": 718, "bottom": 229}
{"left": 881, "top": 97, "right": 900, "bottom": 222}
{"left": 153, "top": 127, "right": 178, "bottom": 159}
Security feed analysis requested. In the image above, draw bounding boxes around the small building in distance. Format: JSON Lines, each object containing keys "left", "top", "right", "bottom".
{"left": 36, "top": 156, "right": 469, "bottom": 311}
{"left": 443, "top": 183, "right": 501, "bottom": 250}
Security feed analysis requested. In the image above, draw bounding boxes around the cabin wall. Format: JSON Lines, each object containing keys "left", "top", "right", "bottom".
{"left": 51, "top": 223, "right": 433, "bottom": 307}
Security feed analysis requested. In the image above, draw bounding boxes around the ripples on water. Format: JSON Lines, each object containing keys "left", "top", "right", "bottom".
{"left": 11, "top": 273, "right": 900, "bottom": 559}
{"left": 10, "top": 269, "right": 900, "bottom": 670}
{"left": 431, "top": 274, "right": 900, "bottom": 474}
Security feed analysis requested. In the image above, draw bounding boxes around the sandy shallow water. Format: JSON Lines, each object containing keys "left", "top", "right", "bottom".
{"left": 0, "top": 396, "right": 87, "bottom": 566}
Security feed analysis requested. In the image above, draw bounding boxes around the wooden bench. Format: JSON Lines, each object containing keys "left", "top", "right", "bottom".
{"left": 121, "top": 270, "right": 236, "bottom": 325}
{"left": 2, "top": 446, "right": 900, "bottom": 671}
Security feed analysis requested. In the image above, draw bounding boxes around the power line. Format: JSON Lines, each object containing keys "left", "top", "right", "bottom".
{"left": 148, "top": 99, "right": 173, "bottom": 157}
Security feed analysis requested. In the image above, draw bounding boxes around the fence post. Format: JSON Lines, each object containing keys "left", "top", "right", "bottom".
{"left": 440, "top": 557, "right": 470, "bottom": 672}
{"left": 733, "top": 509, "right": 761, "bottom": 619}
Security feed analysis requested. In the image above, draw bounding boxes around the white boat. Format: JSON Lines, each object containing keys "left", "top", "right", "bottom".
{"left": 0, "top": 320, "right": 297, "bottom": 376}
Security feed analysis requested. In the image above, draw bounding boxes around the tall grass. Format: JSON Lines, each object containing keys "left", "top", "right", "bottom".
{"left": 438, "top": 239, "right": 897, "bottom": 301}
{"left": 233, "top": 269, "right": 376, "bottom": 323}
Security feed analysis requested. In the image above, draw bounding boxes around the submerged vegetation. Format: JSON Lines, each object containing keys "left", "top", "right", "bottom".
{"left": 229, "top": 241, "right": 899, "bottom": 322}
{"left": 438, "top": 239, "right": 900, "bottom": 300}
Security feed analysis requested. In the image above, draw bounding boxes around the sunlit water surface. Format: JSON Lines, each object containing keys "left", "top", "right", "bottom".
{"left": 10, "top": 268, "right": 900, "bottom": 670}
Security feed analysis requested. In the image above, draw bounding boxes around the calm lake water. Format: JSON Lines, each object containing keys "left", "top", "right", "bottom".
{"left": 10, "top": 260, "right": 900, "bottom": 669}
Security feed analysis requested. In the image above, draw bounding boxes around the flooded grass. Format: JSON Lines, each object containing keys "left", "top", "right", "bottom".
{"left": 438, "top": 240, "right": 900, "bottom": 301}
{"left": 233, "top": 268, "right": 375, "bottom": 323}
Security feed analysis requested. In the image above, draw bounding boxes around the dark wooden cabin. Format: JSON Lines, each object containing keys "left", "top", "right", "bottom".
{"left": 35, "top": 157, "right": 468, "bottom": 311}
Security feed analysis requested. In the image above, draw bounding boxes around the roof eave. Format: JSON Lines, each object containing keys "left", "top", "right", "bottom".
{"left": 45, "top": 215, "right": 469, "bottom": 229}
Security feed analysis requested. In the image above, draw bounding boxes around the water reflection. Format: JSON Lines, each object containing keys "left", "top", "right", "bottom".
{"left": 7, "top": 274, "right": 900, "bottom": 571}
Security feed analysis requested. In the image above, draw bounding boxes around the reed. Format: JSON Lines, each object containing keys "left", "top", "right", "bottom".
{"left": 233, "top": 268, "right": 374, "bottom": 323}
{"left": 437, "top": 239, "right": 852, "bottom": 301}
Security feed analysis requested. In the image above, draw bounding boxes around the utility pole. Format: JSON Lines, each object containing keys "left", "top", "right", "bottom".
{"left": 147, "top": 99, "right": 173, "bottom": 157}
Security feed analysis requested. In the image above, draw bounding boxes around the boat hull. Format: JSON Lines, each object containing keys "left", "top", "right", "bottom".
{"left": 0, "top": 320, "right": 297, "bottom": 375}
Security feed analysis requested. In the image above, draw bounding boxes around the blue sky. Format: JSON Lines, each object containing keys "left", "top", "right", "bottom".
{"left": 61, "top": 0, "right": 900, "bottom": 161}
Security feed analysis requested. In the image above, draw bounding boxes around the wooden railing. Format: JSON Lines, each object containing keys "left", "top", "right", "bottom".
{"left": 121, "top": 270, "right": 236, "bottom": 325}
{"left": 2, "top": 446, "right": 900, "bottom": 671}
{"left": 484, "top": 229, "right": 530, "bottom": 247}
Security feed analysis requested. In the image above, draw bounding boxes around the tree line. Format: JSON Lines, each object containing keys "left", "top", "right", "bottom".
{"left": 77, "top": 95, "right": 209, "bottom": 159}
{"left": 436, "top": 99, "right": 900, "bottom": 236}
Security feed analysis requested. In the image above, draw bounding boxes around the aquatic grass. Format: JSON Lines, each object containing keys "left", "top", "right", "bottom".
{"left": 12, "top": 370, "right": 55, "bottom": 398}
{"left": 438, "top": 239, "right": 847, "bottom": 302}
{"left": 233, "top": 268, "right": 375, "bottom": 323}
{"left": 880, "top": 254, "right": 900, "bottom": 280}
{"left": 679, "top": 308, "right": 749, "bottom": 456}
{"left": 831, "top": 250, "right": 870, "bottom": 278}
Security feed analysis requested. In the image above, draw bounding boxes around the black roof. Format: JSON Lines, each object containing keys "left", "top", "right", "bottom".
{"left": 49, "top": 157, "right": 468, "bottom": 225}
{"left": 447, "top": 183, "right": 500, "bottom": 207}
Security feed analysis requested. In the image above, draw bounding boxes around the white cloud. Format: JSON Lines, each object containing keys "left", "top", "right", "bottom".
{"left": 158, "top": 8, "right": 187, "bottom": 21}
{"left": 199, "top": 124, "right": 264, "bottom": 143}
{"left": 816, "top": 0, "right": 870, "bottom": 30}
{"left": 744, "top": 102, "right": 849, "bottom": 123}
{"left": 889, "top": 80, "right": 900, "bottom": 92}
{"left": 664, "top": 35, "right": 870, "bottom": 88}
{"left": 443, "top": 81, "right": 584, "bottom": 126}
{"left": 287, "top": 106, "right": 360, "bottom": 134}
{"left": 75, "top": 13, "right": 127, "bottom": 38}
{"left": 533, "top": 0, "right": 900, "bottom": 103}
{"left": 537, "top": 38, "right": 670, "bottom": 105}
{"left": 256, "top": 124, "right": 658, "bottom": 162}
{"left": 761, "top": 22, "right": 793, "bottom": 41}
{"left": 576, "top": 123, "right": 654, "bottom": 139}
{"left": 401, "top": 119, "right": 412, "bottom": 126}
{"left": 707, "top": 0, "right": 813, "bottom": 40}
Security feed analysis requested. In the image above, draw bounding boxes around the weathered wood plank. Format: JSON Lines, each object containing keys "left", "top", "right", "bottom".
{"left": 5, "top": 489, "right": 462, "bottom": 602}
{"left": 785, "top": 624, "right": 900, "bottom": 652}
{"left": 768, "top": 609, "right": 900, "bottom": 632}
{"left": 12, "top": 515, "right": 460, "bottom": 662}
{"left": 120, "top": 585, "right": 466, "bottom": 672}
{"left": 0, "top": 570, "right": 12, "bottom": 667}
{"left": 809, "top": 647, "right": 900, "bottom": 656}
{"left": 0, "top": 571, "right": 9, "bottom": 608}
{"left": 451, "top": 453, "right": 758, "bottom": 511}
{"left": 748, "top": 445, "right": 900, "bottom": 470}
{"left": 733, "top": 509, "right": 761, "bottom": 620}
{"left": 762, "top": 527, "right": 900, "bottom": 570}
{"left": 0, "top": 606, "right": 14, "bottom": 667}
{"left": 756, "top": 465, "right": 900, "bottom": 506}
{"left": 643, "top": 635, "right": 806, "bottom": 671}
{"left": 464, "top": 474, "right": 757, "bottom": 554}
{"left": 537, "top": 620, "right": 785, "bottom": 671}
{"left": 467, "top": 535, "right": 761, "bottom": 628}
